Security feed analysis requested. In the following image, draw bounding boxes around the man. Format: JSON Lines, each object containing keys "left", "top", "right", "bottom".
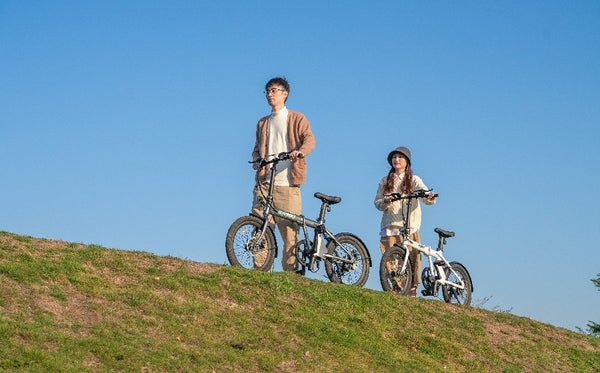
{"left": 251, "top": 77, "right": 316, "bottom": 272}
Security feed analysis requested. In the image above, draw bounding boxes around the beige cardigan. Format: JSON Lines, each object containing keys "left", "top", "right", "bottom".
{"left": 252, "top": 109, "right": 316, "bottom": 185}
{"left": 374, "top": 173, "right": 435, "bottom": 234}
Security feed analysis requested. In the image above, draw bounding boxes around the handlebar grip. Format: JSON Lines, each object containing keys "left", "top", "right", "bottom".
{"left": 385, "top": 191, "right": 438, "bottom": 201}
{"left": 251, "top": 151, "right": 303, "bottom": 165}
{"left": 279, "top": 151, "right": 304, "bottom": 160}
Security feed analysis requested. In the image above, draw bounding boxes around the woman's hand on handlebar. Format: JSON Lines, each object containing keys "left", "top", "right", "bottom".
{"left": 383, "top": 193, "right": 400, "bottom": 204}
{"left": 384, "top": 190, "right": 438, "bottom": 203}
{"left": 426, "top": 192, "right": 438, "bottom": 203}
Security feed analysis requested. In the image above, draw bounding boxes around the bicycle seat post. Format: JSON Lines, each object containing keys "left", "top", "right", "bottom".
{"left": 317, "top": 201, "right": 329, "bottom": 225}
{"left": 436, "top": 235, "right": 446, "bottom": 252}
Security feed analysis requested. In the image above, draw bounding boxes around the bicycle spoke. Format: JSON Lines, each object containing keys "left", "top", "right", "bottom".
{"left": 226, "top": 216, "right": 275, "bottom": 271}
{"left": 325, "top": 234, "right": 369, "bottom": 287}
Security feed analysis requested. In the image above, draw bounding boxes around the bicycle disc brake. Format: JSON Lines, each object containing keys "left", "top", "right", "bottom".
{"left": 246, "top": 233, "right": 267, "bottom": 257}
{"left": 334, "top": 253, "right": 357, "bottom": 278}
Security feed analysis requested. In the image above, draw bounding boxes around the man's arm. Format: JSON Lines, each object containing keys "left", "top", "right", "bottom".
{"left": 292, "top": 112, "right": 316, "bottom": 157}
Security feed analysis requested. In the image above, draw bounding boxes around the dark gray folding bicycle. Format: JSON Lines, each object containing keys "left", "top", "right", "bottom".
{"left": 225, "top": 151, "right": 371, "bottom": 287}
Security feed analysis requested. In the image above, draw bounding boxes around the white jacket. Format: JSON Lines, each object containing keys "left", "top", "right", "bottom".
{"left": 374, "top": 173, "right": 435, "bottom": 235}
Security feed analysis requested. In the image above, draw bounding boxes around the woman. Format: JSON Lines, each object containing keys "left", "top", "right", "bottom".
{"left": 374, "top": 146, "right": 437, "bottom": 297}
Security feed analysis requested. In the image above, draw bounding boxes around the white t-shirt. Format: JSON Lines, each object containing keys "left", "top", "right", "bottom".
{"left": 267, "top": 107, "right": 291, "bottom": 186}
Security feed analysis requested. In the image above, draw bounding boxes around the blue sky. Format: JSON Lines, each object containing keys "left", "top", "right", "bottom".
{"left": 2, "top": 1, "right": 599, "bottom": 332}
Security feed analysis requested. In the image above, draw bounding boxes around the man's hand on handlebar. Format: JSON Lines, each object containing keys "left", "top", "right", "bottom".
{"left": 251, "top": 157, "right": 264, "bottom": 170}
{"left": 289, "top": 150, "right": 304, "bottom": 162}
{"left": 250, "top": 151, "right": 304, "bottom": 170}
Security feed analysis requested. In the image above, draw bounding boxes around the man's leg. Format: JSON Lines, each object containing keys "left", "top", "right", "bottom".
{"left": 273, "top": 185, "right": 302, "bottom": 272}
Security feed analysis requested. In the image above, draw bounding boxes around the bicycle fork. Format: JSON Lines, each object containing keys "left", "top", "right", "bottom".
{"left": 250, "top": 203, "right": 274, "bottom": 249}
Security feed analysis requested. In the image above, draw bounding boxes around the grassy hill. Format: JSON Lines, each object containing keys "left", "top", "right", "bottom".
{"left": 0, "top": 231, "right": 598, "bottom": 372}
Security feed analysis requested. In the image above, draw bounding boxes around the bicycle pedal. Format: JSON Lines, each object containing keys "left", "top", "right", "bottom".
{"left": 421, "top": 289, "right": 433, "bottom": 296}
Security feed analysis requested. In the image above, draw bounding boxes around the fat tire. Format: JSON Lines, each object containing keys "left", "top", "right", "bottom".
{"left": 225, "top": 215, "right": 276, "bottom": 271}
{"left": 379, "top": 245, "right": 413, "bottom": 295}
{"left": 324, "top": 233, "right": 370, "bottom": 287}
{"left": 442, "top": 262, "right": 472, "bottom": 305}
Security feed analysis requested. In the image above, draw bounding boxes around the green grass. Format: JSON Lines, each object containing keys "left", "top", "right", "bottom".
{"left": 0, "top": 231, "right": 598, "bottom": 372}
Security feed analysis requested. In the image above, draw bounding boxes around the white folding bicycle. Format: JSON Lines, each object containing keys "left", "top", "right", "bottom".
{"left": 379, "top": 190, "right": 473, "bottom": 305}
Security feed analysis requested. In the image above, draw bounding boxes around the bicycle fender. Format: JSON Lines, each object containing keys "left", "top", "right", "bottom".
{"left": 269, "top": 225, "right": 279, "bottom": 258}
{"left": 449, "top": 261, "right": 474, "bottom": 292}
{"left": 335, "top": 232, "right": 372, "bottom": 267}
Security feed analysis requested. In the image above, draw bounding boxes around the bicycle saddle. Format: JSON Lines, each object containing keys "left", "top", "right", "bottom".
{"left": 434, "top": 228, "right": 455, "bottom": 238}
{"left": 314, "top": 192, "right": 341, "bottom": 205}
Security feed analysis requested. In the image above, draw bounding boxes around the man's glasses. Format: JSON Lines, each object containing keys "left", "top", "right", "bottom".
{"left": 264, "top": 88, "right": 286, "bottom": 95}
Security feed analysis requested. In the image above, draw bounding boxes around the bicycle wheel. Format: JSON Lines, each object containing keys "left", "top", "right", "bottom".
{"left": 225, "top": 215, "right": 276, "bottom": 271}
{"left": 442, "top": 262, "right": 472, "bottom": 305}
{"left": 324, "top": 233, "right": 370, "bottom": 287}
{"left": 379, "top": 245, "right": 412, "bottom": 295}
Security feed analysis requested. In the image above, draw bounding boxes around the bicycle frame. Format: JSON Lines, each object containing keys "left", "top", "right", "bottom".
{"left": 253, "top": 153, "right": 358, "bottom": 271}
{"left": 386, "top": 190, "right": 466, "bottom": 293}
{"left": 397, "top": 237, "right": 466, "bottom": 291}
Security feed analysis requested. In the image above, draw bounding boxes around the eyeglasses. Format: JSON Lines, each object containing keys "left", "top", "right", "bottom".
{"left": 264, "top": 88, "right": 286, "bottom": 95}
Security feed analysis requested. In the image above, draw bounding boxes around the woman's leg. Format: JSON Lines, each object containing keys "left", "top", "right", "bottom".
{"left": 379, "top": 235, "right": 401, "bottom": 255}
{"left": 407, "top": 230, "right": 421, "bottom": 296}
{"left": 380, "top": 235, "right": 409, "bottom": 293}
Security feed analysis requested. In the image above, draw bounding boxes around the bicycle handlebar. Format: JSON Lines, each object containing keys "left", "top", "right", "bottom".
{"left": 249, "top": 151, "right": 304, "bottom": 168}
{"left": 385, "top": 189, "right": 438, "bottom": 202}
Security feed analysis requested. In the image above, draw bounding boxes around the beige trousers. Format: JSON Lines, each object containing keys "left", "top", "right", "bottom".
{"left": 252, "top": 183, "right": 302, "bottom": 272}
{"left": 380, "top": 231, "right": 421, "bottom": 285}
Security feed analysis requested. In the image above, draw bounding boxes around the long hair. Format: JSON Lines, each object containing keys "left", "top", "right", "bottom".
{"left": 383, "top": 164, "right": 414, "bottom": 195}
